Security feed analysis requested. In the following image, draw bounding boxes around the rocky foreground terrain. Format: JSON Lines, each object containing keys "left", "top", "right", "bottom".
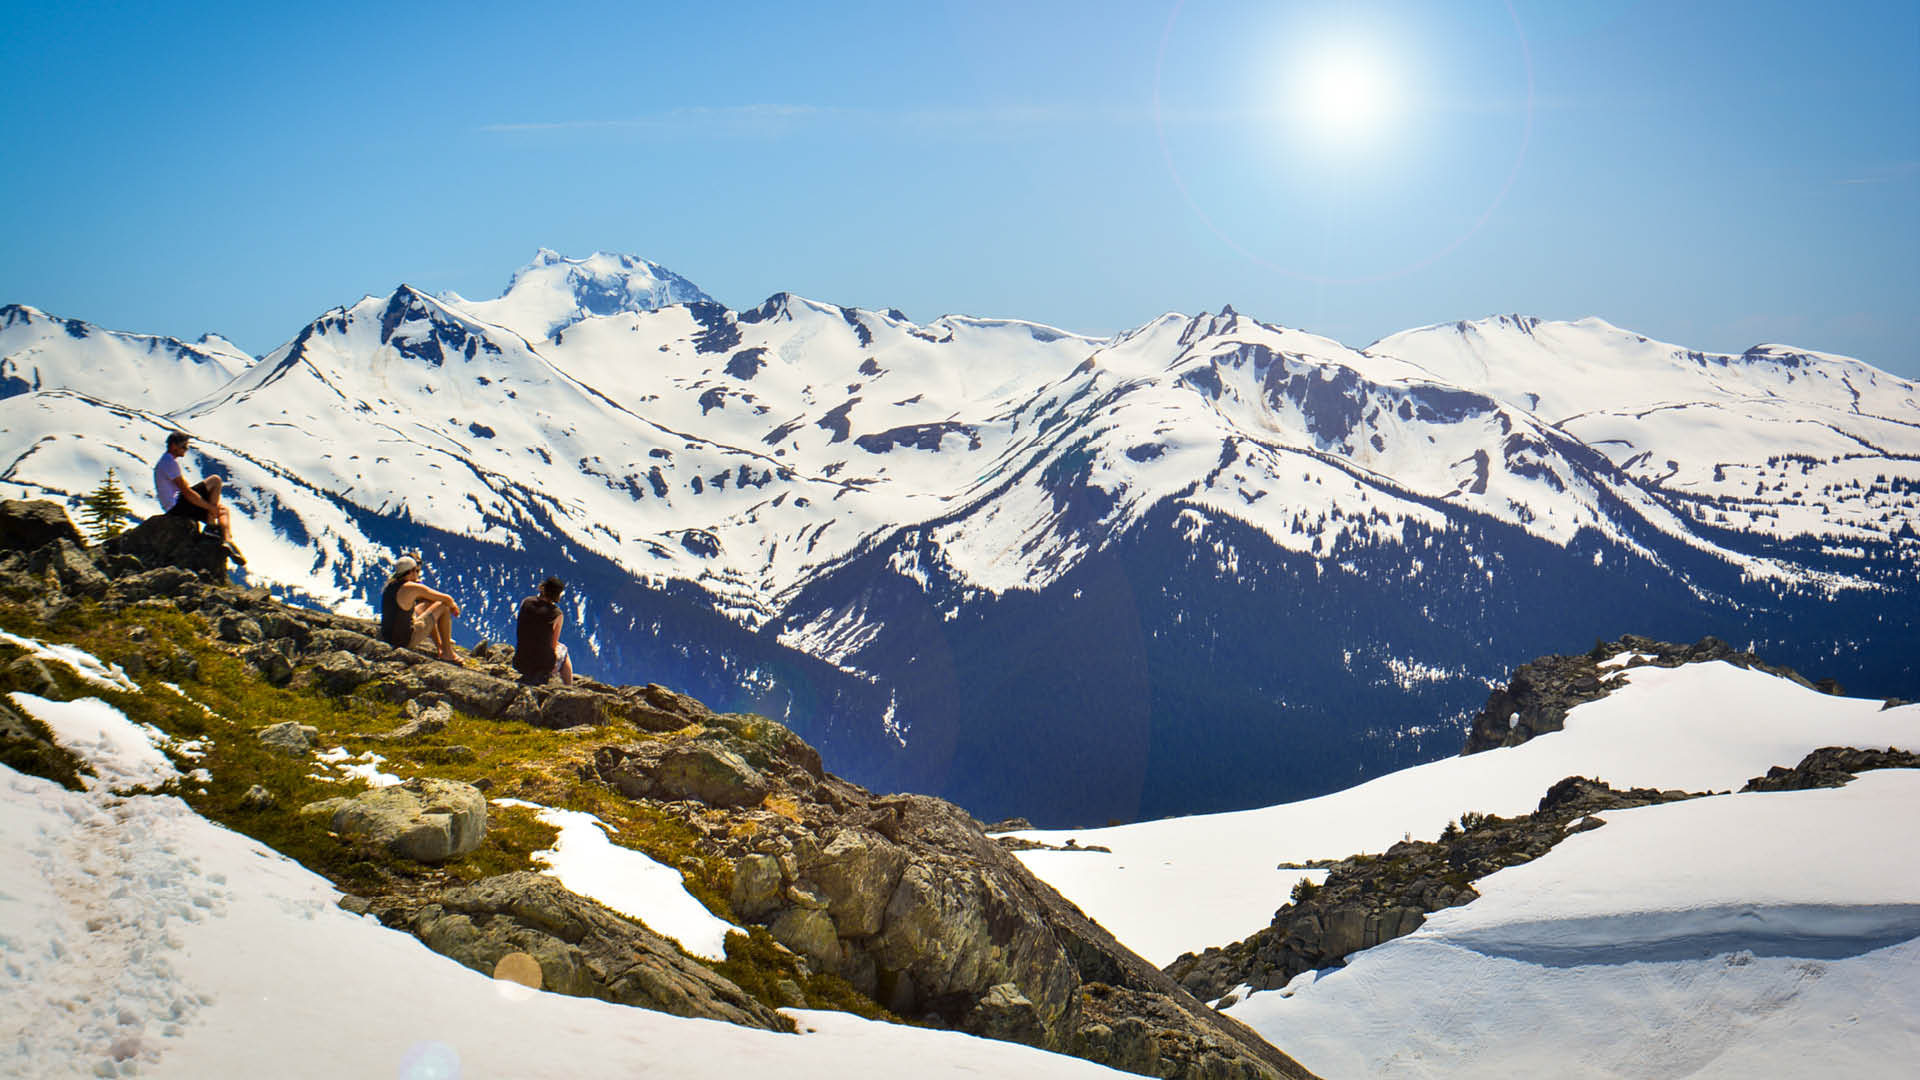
{"left": 0, "top": 500, "right": 1312, "bottom": 1080}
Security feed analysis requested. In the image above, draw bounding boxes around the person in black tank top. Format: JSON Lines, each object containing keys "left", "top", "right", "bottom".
{"left": 514, "top": 576, "right": 574, "bottom": 685}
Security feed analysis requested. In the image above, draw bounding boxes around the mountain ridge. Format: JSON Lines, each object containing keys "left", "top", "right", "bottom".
{"left": 2, "top": 250, "right": 1915, "bottom": 824}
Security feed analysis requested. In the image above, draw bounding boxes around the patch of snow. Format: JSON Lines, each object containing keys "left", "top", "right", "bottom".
{"left": 0, "top": 630, "right": 139, "bottom": 691}
{"left": 491, "top": 799, "right": 739, "bottom": 961}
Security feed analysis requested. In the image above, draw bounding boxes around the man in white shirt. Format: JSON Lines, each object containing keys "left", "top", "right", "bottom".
{"left": 153, "top": 431, "right": 246, "bottom": 565}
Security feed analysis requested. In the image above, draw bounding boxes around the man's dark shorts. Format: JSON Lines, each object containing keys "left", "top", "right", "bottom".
{"left": 163, "top": 480, "right": 217, "bottom": 523}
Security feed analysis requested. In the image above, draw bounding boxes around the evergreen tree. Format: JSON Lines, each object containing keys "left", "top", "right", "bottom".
{"left": 81, "top": 468, "right": 133, "bottom": 542}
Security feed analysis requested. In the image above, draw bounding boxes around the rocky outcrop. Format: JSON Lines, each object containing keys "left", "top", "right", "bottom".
{"left": 105, "top": 515, "right": 231, "bottom": 581}
{"left": 0, "top": 499, "right": 84, "bottom": 553}
{"left": 301, "top": 777, "right": 489, "bottom": 863}
{"left": 366, "top": 871, "right": 788, "bottom": 1033}
{"left": 1165, "top": 777, "right": 1705, "bottom": 1002}
{"left": 1741, "top": 746, "right": 1920, "bottom": 792}
{"left": 1462, "top": 634, "right": 1838, "bottom": 754}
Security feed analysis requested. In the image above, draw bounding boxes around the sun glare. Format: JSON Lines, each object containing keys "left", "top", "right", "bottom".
{"left": 1290, "top": 44, "right": 1397, "bottom": 147}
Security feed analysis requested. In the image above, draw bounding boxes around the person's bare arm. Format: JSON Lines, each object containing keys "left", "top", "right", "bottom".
{"left": 400, "top": 582, "right": 461, "bottom": 616}
{"left": 171, "top": 474, "right": 214, "bottom": 511}
{"left": 552, "top": 612, "right": 564, "bottom": 650}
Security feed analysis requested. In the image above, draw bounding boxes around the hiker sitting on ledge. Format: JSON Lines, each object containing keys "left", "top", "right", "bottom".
{"left": 380, "top": 554, "right": 463, "bottom": 664}
{"left": 514, "top": 576, "right": 575, "bottom": 686}
{"left": 153, "top": 431, "right": 246, "bottom": 565}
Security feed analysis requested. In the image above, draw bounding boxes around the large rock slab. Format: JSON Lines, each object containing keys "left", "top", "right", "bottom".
{"left": 0, "top": 500, "right": 82, "bottom": 554}
{"left": 106, "top": 515, "right": 229, "bottom": 580}
{"left": 303, "top": 777, "right": 487, "bottom": 863}
{"left": 368, "top": 872, "right": 785, "bottom": 1031}
{"left": 595, "top": 740, "right": 769, "bottom": 808}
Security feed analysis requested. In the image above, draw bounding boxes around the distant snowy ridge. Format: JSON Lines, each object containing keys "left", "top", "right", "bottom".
{"left": 0, "top": 303, "right": 251, "bottom": 412}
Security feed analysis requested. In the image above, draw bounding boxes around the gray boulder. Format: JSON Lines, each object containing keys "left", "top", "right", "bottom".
{"left": 598, "top": 739, "right": 770, "bottom": 808}
{"left": 807, "top": 828, "right": 907, "bottom": 937}
{"left": 729, "top": 853, "right": 784, "bottom": 920}
{"left": 962, "top": 983, "right": 1050, "bottom": 1048}
{"left": 768, "top": 907, "right": 841, "bottom": 969}
{"left": 106, "top": 515, "right": 229, "bottom": 580}
{"left": 106, "top": 565, "right": 201, "bottom": 603}
{"left": 537, "top": 687, "right": 605, "bottom": 729}
{"left": 216, "top": 613, "right": 264, "bottom": 644}
{"left": 312, "top": 650, "right": 375, "bottom": 694}
{"left": 243, "top": 642, "right": 294, "bottom": 686}
{"left": 410, "top": 664, "right": 522, "bottom": 719}
{"left": 0, "top": 500, "right": 83, "bottom": 554}
{"left": 371, "top": 872, "right": 784, "bottom": 1031}
{"left": 27, "top": 539, "right": 109, "bottom": 598}
{"left": 303, "top": 777, "right": 487, "bottom": 863}
{"left": 256, "top": 721, "right": 318, "bottom": 757}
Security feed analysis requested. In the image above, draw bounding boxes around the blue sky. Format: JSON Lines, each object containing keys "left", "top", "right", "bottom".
{"left": 3, "top": 0, "right": 1915, "bottom": 374}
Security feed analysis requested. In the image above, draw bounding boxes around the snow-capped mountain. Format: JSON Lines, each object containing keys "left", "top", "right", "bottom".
{"left": 441, "top": 249, "right": 713, "bottom": 343}
{"left": 2, "top": 253, "right": 1916, "bottom": 825}
{"left": 0, "top": 304, "right": 251, "bottom": 412}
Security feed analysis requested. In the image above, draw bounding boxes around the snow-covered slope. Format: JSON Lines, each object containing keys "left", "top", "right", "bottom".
{"left": 0, "top": 666, "right": 1131, "bottom": 1080}
{"left": 1011, "top": 660, "right": 1919, "bottom": 964}
{"left": 1232, "top": 771, "right": 1920, "bottom": 1079}
{"left": 0, "top": 304, "right": 251, "bottom": 412}
{"left": 441, "top": 248, "right": 713, "bottom": 343}
{"left": 1010, "top": 659, "right": 1919, "bottom": 1077}
{"left": 2, "top": 254, "right": 1916, "bottom": 824}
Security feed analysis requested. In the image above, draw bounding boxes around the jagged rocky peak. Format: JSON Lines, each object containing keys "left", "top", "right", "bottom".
{"left": 442, "top": 249, "right": 714, "bottom": 342}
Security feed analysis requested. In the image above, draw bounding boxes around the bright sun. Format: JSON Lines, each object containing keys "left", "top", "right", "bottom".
{"left": 1291, "top": 45, "right": 1396, "bottom": 146}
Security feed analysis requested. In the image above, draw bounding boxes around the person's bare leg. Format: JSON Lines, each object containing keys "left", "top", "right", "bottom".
{"left": 559, "top": 653, "right": 574, "bottom": 686}
{"left": 434, "top": 606, "right": 459, "bottom": 662}
{"left": 203, "top": 477, "right": 234, "bottom": 545}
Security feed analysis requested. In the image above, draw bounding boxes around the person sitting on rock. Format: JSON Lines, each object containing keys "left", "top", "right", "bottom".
{"left": 514, "top": 575, "right": 575, "bottom": 686}
{"left": 379, "top": 554, "right": 462, "bottom": 664}
{"left": 153, "top": 431, "right": 246, "bottom": 565}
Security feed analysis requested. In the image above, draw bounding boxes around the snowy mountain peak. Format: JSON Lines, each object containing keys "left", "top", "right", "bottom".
{"left": 442, "top": 250, "right": 713, "bottom": 343}
{"left": 1, "top": 302, "right": 252, "bottom": 411}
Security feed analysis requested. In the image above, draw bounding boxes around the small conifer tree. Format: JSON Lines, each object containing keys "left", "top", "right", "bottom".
{"left": 81, "top": 468, "right": 134, "bottom": 542}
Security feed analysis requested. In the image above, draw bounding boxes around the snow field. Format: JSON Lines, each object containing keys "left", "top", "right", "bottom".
{"left": 1227, "top": 771, "right": 1920, "bottom": 1079}
{"left": 1012, "top": 662, "right": 1919, "bottom": 966}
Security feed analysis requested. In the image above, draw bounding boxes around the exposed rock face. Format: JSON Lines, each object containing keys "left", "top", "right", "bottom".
{"left": 597, "top": 740, "right": 770, "bottom": 808}
{"left": 302, "top": 777, "right": 488, "bottom": 863}
{"left": 28, "top": 539, "right": 109, "bottom": 598}
{"left": 105, "top": 515, "right": 230, "bottom": 580}
{"left": 1741, "top": 746, "right": 1920, "bottom": 792}
{"left": 1462, "top": 634, "right": 1836, "bottom": 754}
{"left": 367, "top": 872, "right": 788, "bottom": 1033}
{"left": 1165, "top": 777, "right": 1705, "bottom": 1002}
{"left": 0, "top": 499, "right": 84, "bottom": 553}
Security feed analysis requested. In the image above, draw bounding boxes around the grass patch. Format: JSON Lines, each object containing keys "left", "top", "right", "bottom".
{"left": 712, "top": 925, "right": 898, "bottom": 1022}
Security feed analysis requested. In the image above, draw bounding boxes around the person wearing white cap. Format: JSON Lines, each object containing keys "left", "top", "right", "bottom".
{"left": 378, "top": 553, "right": 462, "bottom": 663}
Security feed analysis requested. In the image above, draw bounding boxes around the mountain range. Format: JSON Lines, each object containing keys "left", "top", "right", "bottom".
{"left": 4, "top": 251, "right": 1916, "bottom": 825}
